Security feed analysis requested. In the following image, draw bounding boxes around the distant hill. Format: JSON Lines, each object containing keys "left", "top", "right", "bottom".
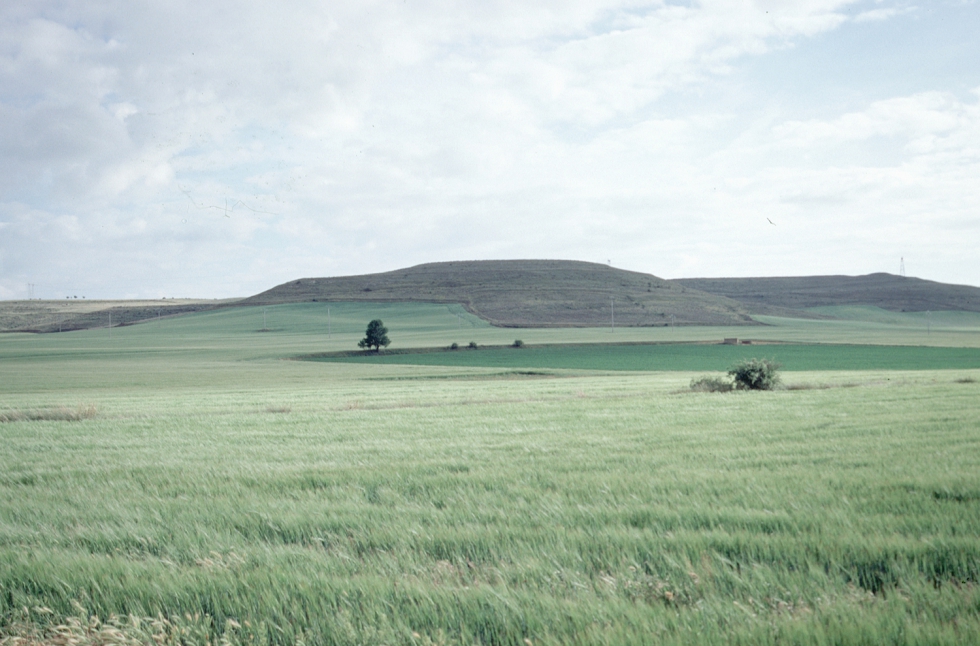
{"left": 240, "top": 260, "right": 757, "bottom": 327}
{"left": 672, "top": 274, "right": 980, "bottom": 315}
{"left": 11, "top": 266, "right": 975, "bottom": 334}
{"left": 0, "top": 299, "right": 230, "bottom": 334}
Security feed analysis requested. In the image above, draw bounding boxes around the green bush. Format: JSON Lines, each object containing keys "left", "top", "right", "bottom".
{"left": 449, "top": 342, "right": 459, "bottom": 350}
{"left": 468, "top": 341, "right": 478, "bottom": 349}
{"left": 512, "top": 339, "right": 524, "bottom": 348}
{"left": 689, "top": 376, "right": 733, "bottom": 392}
{"left": 728, "top": 358, "right": 781, "bottom": 390}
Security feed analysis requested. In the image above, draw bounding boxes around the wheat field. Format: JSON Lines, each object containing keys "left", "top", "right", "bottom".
{"left": 1, "top": 303, "right": 979, "bottom": 645}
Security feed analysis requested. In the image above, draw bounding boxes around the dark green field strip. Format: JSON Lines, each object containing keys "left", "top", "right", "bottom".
{"left": 309, "top": 343, "right": 980, "bottom": 371}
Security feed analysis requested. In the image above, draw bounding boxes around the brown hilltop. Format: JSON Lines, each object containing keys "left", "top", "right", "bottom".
{"left": 673, "top": 273, "right": 980, "bottom": 314}
{"left": 240, "top": 260, "right": 757, "bottom": 327}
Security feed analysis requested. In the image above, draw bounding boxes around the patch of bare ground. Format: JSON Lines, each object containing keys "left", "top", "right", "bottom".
{"left": 785, "top": 382, "right": 861, "bottom": 390}
{"left": 263, "top": 406, "right": 292, "bottom": 414}
{"left": 679, "top": 381, "right": 867, "bottom": 394}
{"left": 0, "top": 405, "right": 96, "bottom": 423}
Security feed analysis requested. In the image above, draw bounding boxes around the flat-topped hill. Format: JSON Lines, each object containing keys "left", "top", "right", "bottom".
{"left": 673, "top": 273, "right": 980, "bottom": 314}
{"left": 10, "top": 265, "right": 977, "bottom": 334}
{"left": 240, "top": 260, "right": 757, "bottom": 327}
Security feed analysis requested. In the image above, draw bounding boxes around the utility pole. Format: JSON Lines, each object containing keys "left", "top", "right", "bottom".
{"left": 611, "top": 297, "right": 615, "bottom": 333}
{"left": 328, "top": 306, "right": 331, "bottom": 339}
{"left": 108, "top": 311, "right": 111, "bottom": 339}
{"left": 263, "top": 307, "right": 267, "bottom": 330}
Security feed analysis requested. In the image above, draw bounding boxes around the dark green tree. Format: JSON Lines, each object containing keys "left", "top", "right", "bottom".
{"left": 728, "top": 358, "right": 781, "bottom": 390}
{"left": 358, "top": 319, "right": 390, "bottom": 352}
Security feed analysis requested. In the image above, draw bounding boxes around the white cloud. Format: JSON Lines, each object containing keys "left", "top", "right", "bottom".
{"left": 2, "top": 0, "right": 978, "bottom": 298}
{"left": 772, "top": 91, "right": 974, "bottom": 148}
{"left": 853, "top": 6, "right": 914, "bottom": 23}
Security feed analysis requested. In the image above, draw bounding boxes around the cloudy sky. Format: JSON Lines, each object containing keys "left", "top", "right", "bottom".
{"left": 1, "top": 0, "right": 978, "bottom": 299}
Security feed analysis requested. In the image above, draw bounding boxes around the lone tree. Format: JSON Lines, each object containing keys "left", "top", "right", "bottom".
{"left": 728, "top": 358, "right": 781, "bottom": 390}
{"left": 358, "top": 319, "right": 390, "bottom": 352}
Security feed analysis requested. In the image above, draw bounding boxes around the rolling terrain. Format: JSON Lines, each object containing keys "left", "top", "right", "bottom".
{"left": 6, "top": 264, "right": 980, "bottom": 334}
{"left": 240, "top": 260, "right": 757, "bottom": 327}
{"left": 674, "top": 273, "right": 980, "bottom": 315}
{"left": 1, "top": 305, "right": 979, "bottom": 645}
{"left": 0, "top": 298, "right": 231, "bottom": 334}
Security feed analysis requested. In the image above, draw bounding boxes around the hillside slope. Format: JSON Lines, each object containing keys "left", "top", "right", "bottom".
{"left": 0, "top": 299, "right": 230, "bottom": 333}
{"left": 240, "top": 260, "right": 757, "bottom": 327}
{"left": 673, "top": 274, "right": 980, "bottom": 314}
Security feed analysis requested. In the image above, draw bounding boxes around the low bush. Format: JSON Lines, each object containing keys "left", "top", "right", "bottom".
{"left": 728, "top": 358, "right": 781, "bottom": 390}
{"left": 689, "top": 376, "right": 733, "bottom": 392}
{"left": 512, "top": 339, "right": 524, "bottom": 348}
{"left": 449, "top": 342, "right": 459, "bottom": 350}
{"left": 468, "top": 341, "right": 478, "bottom": 349}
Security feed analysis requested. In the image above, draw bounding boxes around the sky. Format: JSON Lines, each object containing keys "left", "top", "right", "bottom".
{"left": 1, "top": 0, "right": 979, "bottom": 299}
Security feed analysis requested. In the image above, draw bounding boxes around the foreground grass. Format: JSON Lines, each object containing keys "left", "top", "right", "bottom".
{"left": 2, "top": 370, "right": 980, "bottom": 645}
{"left": 2, "top": 306, "right": 979, "bottom": 644}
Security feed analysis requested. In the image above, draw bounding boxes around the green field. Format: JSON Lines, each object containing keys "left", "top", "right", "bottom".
{"left": 310, "top": 343, "right": 980, "bottom": 372}
{"left": 2, "top": 302, "right": 980, "bottom": 645}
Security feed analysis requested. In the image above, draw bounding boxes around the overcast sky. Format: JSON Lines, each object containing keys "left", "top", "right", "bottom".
{"left": 2, "top": 0, "right": 978, "bottom": 299}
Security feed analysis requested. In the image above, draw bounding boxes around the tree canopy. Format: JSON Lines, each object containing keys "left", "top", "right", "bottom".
{"left": 728, "top": 358, "right": 780, "bottom": 390}
{"left": 357, "top": 319, "right": 390, "bottom": 352}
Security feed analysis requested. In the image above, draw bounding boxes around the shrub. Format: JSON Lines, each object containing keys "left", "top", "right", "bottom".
{"left": 512, "top": 339, "right": 524, "bottom": 348}
{"left": 728, "top": 358, "right": 781, "bottom": 390}
{"left": 449, "top": 342, "right": 459, "bottom": 350}
{"left": 689, "top": 376, "right": 733, "bottom": 393}
{"left": 468, "top": 341, "right": 478, "bottom": 349}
